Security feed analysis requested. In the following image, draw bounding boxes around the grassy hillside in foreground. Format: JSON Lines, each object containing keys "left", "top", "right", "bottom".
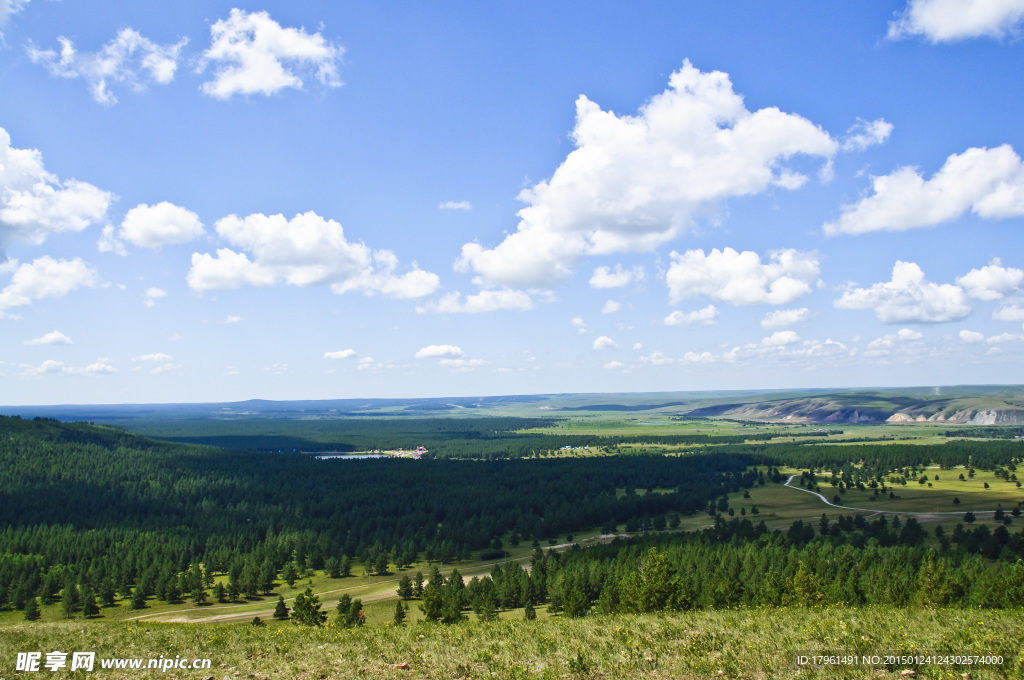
{"left": 2, "top": 608, "right": 1022, "bottom": 679}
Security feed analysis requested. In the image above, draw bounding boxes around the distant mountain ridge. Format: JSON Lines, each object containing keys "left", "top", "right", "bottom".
{"left": 2, "top": 385, "right": 1023, "bottom": 425}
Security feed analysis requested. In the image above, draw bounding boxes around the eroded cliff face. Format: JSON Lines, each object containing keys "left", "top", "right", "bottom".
{"left": 885, "top": 408, "right": 1024, "bottom": 425}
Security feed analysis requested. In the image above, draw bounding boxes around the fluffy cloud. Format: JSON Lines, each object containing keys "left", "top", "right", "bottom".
{"left": 959, "top": 329, "right": 986, "bottom": 343}
{"left": 589, "top": 265, "right": 644, "bottom": 289}
{"left": 639, "top": 351, "right": 675, "bottom": 365}
{"left": 987, "top": 331, "right": 1023, "bottom": 343}
{"left": 97, "top": 225, "right": 126, "bottom": 255}
{"left": 603, "top": 360, "right": 624, "bottom": 369}
{"left": 143, "top": 287, "right": 167, "bottom": 308}
{"left": 666, "top": 247, "right": 820, "bottom": 306}
{"left": 323, "top": 349, "right": 356, "bottom": 359}
{"left": 841, "top": 118, "right": 894, "bottom": 152}
{"left": 956, "top": 259, "right": 1023, "bottom": 300}
{"left": 0, "top": 128, "right": 112, "bottom": 252}
{"left": 456, "top": 61, "right": 836, "bottom": 287}
{"left": 118, "top": 202, "right": 204, "bottom": 248}
{"left": 721, "top": 337, "right": 852, "bottom": 364}
{"left": 681, "top": 351, "right": 719, "bottom": 364}
{"left": 825, "top": 145, "right": 1024, "bottom": 235}
{"left": 27, "top": 29, "right": 187, "bottom": 105}
{"left": 862, "top": 329, "right": 924, "bottom": 357}
{"left": 601, "top": 300, "right": 622, "bottom": 314}
{"left": 187, "top": 211, "right": 439, "bottom": 299}
{"left": 0, "top": 257, "right": 99, "bottom": 317}
{"left": 593, "top": 336, "right": 619, "bottom": 350}
{"left": 993, "top": 304, "right": 1024, "bottom": 321}
{"left": 439, "top": 358, "right": 487, "bottom": 372}
{"left": 224, "top": 314, "right": 243, "bottom": 323}
{"left": 761, "top": 330, "right": 801, "bottom": 347}
{"left": 664, "top": 304, "right": 718, "bottom": 326}
{"left": 21, "top": 357, "right": 117, "bottom": 378}
{"left": 416, "top": 289, "right": 534, "bottom": 314}
{"left": 415, "top": 344, "right": 463, "bottom": 359}
{"left": 24, "top": 330, "right": 72, "bottom": 346}
{"left": 439, "top": 201, "right": 471, "bottom": 211}
{"left": 835, "top": 261, "right": 970, "bottom": 323}
{"left": 888, "top": 0, "right": 1024, "bottom": 42}
{"left": 761, "top": 307, "right": 810, "bottom": 329}
{"left": 132, "top": 353, "right": 173, "bottom": 363}
{"left": 198, "top": 9, "right": 343, "bottom": 99}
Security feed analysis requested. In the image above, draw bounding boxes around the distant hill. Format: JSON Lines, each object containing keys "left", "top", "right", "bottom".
{"left": 2, "top": 385, "right": 1023, "bottom": 425}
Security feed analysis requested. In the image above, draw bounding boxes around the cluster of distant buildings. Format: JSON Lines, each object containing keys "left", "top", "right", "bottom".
{"left": 392, "top": 446, "right": 428, "bottom": 458}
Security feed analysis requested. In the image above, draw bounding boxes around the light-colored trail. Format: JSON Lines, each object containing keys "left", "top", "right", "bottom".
{"left": 125, "top": 539, "right": 610, "bottom": 623}
{"left": 783, "top": 475, "right": 1000, "bottom": 517}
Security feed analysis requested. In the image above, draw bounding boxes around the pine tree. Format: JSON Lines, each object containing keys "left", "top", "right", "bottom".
{"left": 61, "top": 585, "right": 78, "bottom": 619}
{"left": 413, "top": 571, "right": 424, "bottom": 598}
{"left": 523, "top": 599, "right": 536, "bottom": 620}
{"left": 82, "top": 586, "right": 100, "bottom": 618}
{"left": 396, "top": 575, "right": 413, "bottom": 600}
{"left": 213, "top": 582, "right": 226, "bottom": 603}
{"left": 282, "top": 562, "right": 299, "bottom": 587}
{"left": 393, "top": 599, "right": 406, "bottom": 626}
{"left": 291, "top": 587, "right": 326, "bottom": 626}
{"left": 24, "top": 596, "right": 41, "bottom": 621}
{"left": 273, "top": 596, "right": 289, "bottom": 620}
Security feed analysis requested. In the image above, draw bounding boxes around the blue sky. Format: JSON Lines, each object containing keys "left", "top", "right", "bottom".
{"left": 1, "top": 0, "right": 1023, "bottom": 405}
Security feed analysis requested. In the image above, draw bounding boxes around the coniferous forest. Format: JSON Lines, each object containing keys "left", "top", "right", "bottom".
{"left": 3, "top": 414, "right": 1024, "bottom": 623}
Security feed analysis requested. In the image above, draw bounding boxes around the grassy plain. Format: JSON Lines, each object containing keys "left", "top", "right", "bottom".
{"left": 3, "top": 608, "right": 1023, "bottom": 679}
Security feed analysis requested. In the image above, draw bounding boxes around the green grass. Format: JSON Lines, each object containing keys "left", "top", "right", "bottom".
{"left": 2, "top": 607, "right": 1022, "bottom": 679}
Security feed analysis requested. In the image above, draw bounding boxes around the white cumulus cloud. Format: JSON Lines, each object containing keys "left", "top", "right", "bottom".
{"left": 993, "top": 303, "right": 1024, "bottom": 321}
{"left": 24, "top": 330, "right": 72, "bottom": 346}
{"left": 456, "top": 60, "right": 836, "bottom": 288}
{"left": 323, "top": 349, "right": 356, "bottom": 359}
{"left": 601, "top": 300, "right": 622, "bottom": 314}
{"left": 187, "top": 211, "right": 439, "bottom": 299}
{"left": 132, "top": 353, "right": 173, "bottom": 363}
{"left": 415, "top": 344, "right": 463, "bottom": 359}
{"left": 198, "top": 9, "right": 344, "bottom": 99}
{"left": 21, "top": 357, "right": 117, "bottom": 378}
{"left": 0, "top": 128, "right": 112, "bottom": 253}
{"left": 439, "top": 358, "right": 487, "bottom": 372}
{"left": 119, "top": 202, "right": 204, "bottom": 248}
{"left": 841, "top": 118, "right": 894, "bottom": 152}
{"left": 762, "top": 330, "right": 801, "bottom": 347}
{"left": 589, "top": 265, "right": 645, "bottom": 289}
{"left": 888, "top": 0, "right": 1024, "bottom": 42}
{"left": 0, "top": 256, "right": 99, "bottom": 317}
{"left": 603, "top": 360, "right": 624, "bottom": 369}
{"left": 664, "top": 304, "right": 718, "bottom": 326}
{"left": 666, "top": 247, "right": 820, "bottom": 306}
{"left": 761, "top": 307, "right": 810, "bottom": 329}
{"left": 593, "top": 336, "right": 619, "bottom": 350}
{"left": 439, "top": 201, "right": 471, "bottom": 211}
{"left": 959, "top": 329, "right": 986, "bottom": 343}
{"left": 956, "top": 259, "right": 1023, "bottom": 300}
{"left": 143, "top": 287, "right": 167, "bottom": 308}
{"left": 224, "top": 314, "right": 243, "bottom": 324}
{"left": 416, "top": 289, "right": 534, "bottom": 314}
{"left": 825, "top": 145, "right": 1024, "bottom": 235}
{"left": 27, "top": 29, "right": 187, "bottom": 105}
{"left": 681, "top": 351, "right": 719, "bottom": 364}
{"left": 835, "top": 261, "right": 970, "bottom": 323}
